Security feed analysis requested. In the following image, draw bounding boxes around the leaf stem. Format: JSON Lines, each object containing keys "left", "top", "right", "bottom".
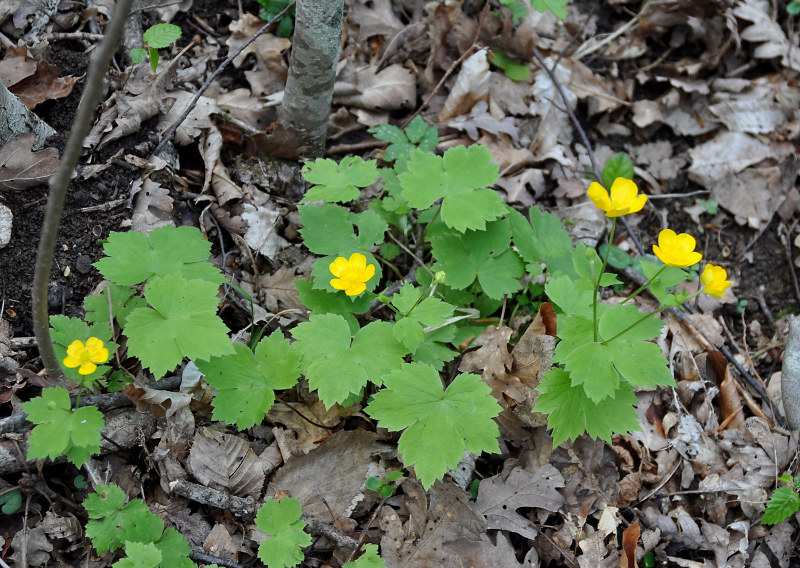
{"left": 366, "top": 291, "right": 401, "bottom": 315}
{"left": 592, "top": 217, "right": 616, "bottom": 341}
{"left": 620, "top": 265, "right": 667, "bottom": 305}
{"left": 601, "top": 289, "right": 704, "bottom": 345}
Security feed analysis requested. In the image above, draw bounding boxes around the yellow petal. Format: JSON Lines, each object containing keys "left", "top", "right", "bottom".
{"left": 627, "top": 193, "right": 647, "bottom": 214}
{"left": 78, "top": 362, "right": 97, "bottom": 375}
{"left": 609, "top": 178, "right": 638, "bottom": 204}
{"left": 331, "top": 277, "right": 348, "bottom": 290}
{"left": 349, "top": 253, "right": 367, "bottom": 270}
{"left": 330, "top": 257, "right": 348, "bottom": 277}
{"left": 345, "top": 282, "right": 366, "bottom": 296}
{"left": 587, "top": 182, "right": 611, "bottom": 212}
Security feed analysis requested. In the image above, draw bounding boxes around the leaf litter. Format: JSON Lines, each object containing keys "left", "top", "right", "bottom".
{"left": 3, "top": 0, "right": 800, "bottom": 566}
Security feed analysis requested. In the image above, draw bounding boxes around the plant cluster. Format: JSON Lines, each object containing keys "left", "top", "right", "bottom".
{"left": 22, "top": 116, "right": 732, "bottom": 565}
{"left": 130, "top": 23, "right": 182, "bottom": 73}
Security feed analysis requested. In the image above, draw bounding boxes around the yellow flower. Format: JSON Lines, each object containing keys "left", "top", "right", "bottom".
{"left": 63, "top": 337, "right": 109, "bottom": 375}
{"left": 587, "top": 178, "right": 647, "bottom": 217}
{"left": 652, "top": 229, "right": 702, "bottom": 268}
{"left": 701, "top": 264, "right": 731, "bottom": 297}
{"left": 329, "top": 253, "right": 375, "bottom": 296}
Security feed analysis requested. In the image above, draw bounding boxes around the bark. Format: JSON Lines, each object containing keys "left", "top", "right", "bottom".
{"left": 0, "top": 81, "right": 55, "bottom": 149}
{"left": 265, "top": 0, "right": 344, "bottom": 158}
{"left": 782, "top": 315, "right": 800, "bottom": 429}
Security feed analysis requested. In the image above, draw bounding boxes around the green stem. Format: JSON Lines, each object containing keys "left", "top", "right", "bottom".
{"left": 593, "top": 217, "right": 616, "bottom": 341}
{"left": 418, "top": 203, "right": 441, "bottom": 250}
{"left": 601, "top": 289, "right": 703, "bottom": 345}
{"left": 367, "top": 290, "right": 401, "bottom": 315}
{"left": 620, "top": 265, "right": 667, "bottom": 305}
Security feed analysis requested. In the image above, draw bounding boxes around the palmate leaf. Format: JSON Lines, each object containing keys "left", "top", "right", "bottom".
{"left": 255, "top": 498, "right": 311, "bottom": 568}
{"left": 533, "top": 368, "right": 640, "bottom": 446}
{"left": 114, "top": 542, "right": 161, "bottom": 568}
{"left": 84, "top": 284, "right": 148, "bottom": 329}
{"left": 196, "top": 332, "right": 301, "bottom": 429}
{"left": 84, "top": 485, "right": 164, "bottom": 554}
{"left": 291, "top": 314, "right": 408, "bottom": 407}
{"left": 301, "top": 156, "right": 379, "bottom": 203}
{"left": 391, "top": 284, "right": 455, "bottom": 351}
{"left": 343, "top": 544, "right": 385, "bottom": 568}
{"left": 399, "top": 145, "right": 504, "bottom": 232}
{"left": 22, "top": 387, "right": 104, "bottom": 467}
{"left": 366, "top": 363, "right": 502, "bottom": 489}
{"left": 124, "top": 274, "right": 234, "bottom": 379}
{"left": 601, "top": 152, "right": 634, "bottom": 190}
{"left": 431, "top": 218, "right": 524, "bottom": 299}
{"left": 94, "top": 225, "right": 225, "bottom": 286}
{"left": 530, "top": 0, "right": 569, "bottom": 19}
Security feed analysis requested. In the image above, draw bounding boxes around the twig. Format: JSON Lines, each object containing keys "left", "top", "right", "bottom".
{"left": 190, "top": 550, "right": 244, "bottom": 568}
{"left": 530, "top": 46, "right": 646, "bottom": 256}
{"left": 41, "top": 32, "right": 106, "bottom": 41}
{"left": 32, "top": 0, "right": 133, "bottom": 379}
{"left": 151, "top": 1, "right": 297, "bottom": 157}
{"left": 78, "top": 198, "right": 127, "bottom": 213}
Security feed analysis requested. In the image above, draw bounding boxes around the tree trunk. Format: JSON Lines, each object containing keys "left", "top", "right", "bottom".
{"left": 262, "top": 0, "right": 344, "bottom": 159}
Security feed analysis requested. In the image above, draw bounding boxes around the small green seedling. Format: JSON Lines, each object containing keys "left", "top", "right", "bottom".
{"left": 254, "top": 0, "right": 295, "bottom": 37}
{"left": 697, "top": 198, "right": 718, "bottom": 215}
{"left": 0, "top": 489, "right": 22, "bottom": 515}
{"left": 130, "top": 23, "right": 182, "bottom": 73}
{"left": 788, "top": 1, "right": 800, "bottom": 15}
{"left": 365, "top": 471, "right": 403, "bottom": 498}
{"left": 762, "top": 474, "right": 800, "bottom": 525}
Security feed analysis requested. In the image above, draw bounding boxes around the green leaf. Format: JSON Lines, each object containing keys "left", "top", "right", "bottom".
{"left": 85, "top": 485, "right": 164, "bottom": 554}
{"left": 343, "top": 544, "right": 386, "bottom": 568}
{"left": 400, "top": 145, "right": 503, "bottom": 232}
{"left": 605, "top": 340, "right": 675, "bottom": 389}
{"left": 598, "top": 243, "right": 633, "bottom": 269}
{"left": 292, "top": 314, "right": 408, "bottom": 406}
{"left": 412, "top": 326, "right": 458, "bottom": 369}
{"left": 498, "top": 0, "right": 528, "bottom": 23}
{"left": 598, "top": 304, "right": 664, "bottom": 342}
{"left": 153, "top": 527, "right": 195, "bottom": 568}
{"left": 255, "top": 498, "right": 311, "bottom": 568}
{"left": 301, "top": 156, "right": 379, "bottom": 203}
{"left": 84, "top": 284, "right": 147, "bottom": 328}
{"left": 130, "top": 48, "right": 148, "bottom": 64}
{"left": 49, "top": 314, "right": 114, "bottom": 385}
{"left": 530, "top": 0, "right": 569, "bottom": 19}
{"left": 545, "top": 276, "right": 593, "bottom": 317}
{"left": 601, "top": 152, "right": 634, "bottom": 190}
{"left": 366, "top": 363, "right": 502, "bottom": 489}
{"left": 196, "top": 332, "right": 301, "bottom": 429}
{"left": 143, "top": 23, "right": 182, "bottom": 49}
{"left": 551, "top": 313, "right": 594, "bottom": 363}
{"left": 391, "top": 284, "right": 454, "bottom": 326}
{"left": 369, "top": 116, "right": 438, "bottom": 167}
{"left": 508, "top": 206, "right": 576, "bottom": 277}
{"left": 488, "top": 49, "right": 530, "bottom": 81}
{"left": 299, "top": 204, "right": 387, "bottom": 258}
{"left": 393, "top": 317, "right": 425, "bottom": 352}
{"left": 94, "top": 226, "right": 225, "bottom": 286}
{"left": 295, "top": 279, "right": 370, "bottom": 334}
{"left": 124, "top": 274, "right": 235, "bottom": 379}
{"left": 789, "top": 1, "right": 800, "bottom": 14}
{"left": 0, "top": 490, "right": 22, "bottom": 514}
{"left": 762, "top": 486, "right": 800, "bottom": 525}
{"left": 148, "top": 47, "right": 159, "bottom": 73}
{"left": 115, "top": 542, "right": 162, "bottom": 568}
{"left": 431, "top": 219, "right": 524, "bottom": 299}
{"left": 563, "top": 342, "right": 619, "bottom": 402}
{"left": 22, "top": 387, "right": 104, "bottom": 467}
{"left": 534, "top": 368, "right": 640, "bottom": 446}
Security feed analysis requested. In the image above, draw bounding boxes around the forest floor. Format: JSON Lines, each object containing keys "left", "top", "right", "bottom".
{"left": 1, "top": 0, "right": 800, "bottom": 566}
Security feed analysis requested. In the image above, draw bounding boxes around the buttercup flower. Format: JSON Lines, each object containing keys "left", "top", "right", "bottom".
{"left": 330, "top": 253, "right": 375, "bottom": 296}
{"left": 701, "top": 264, "right": 732, "bottom": 297}
{"left": 653, "top": 229, "right": 702, "bottom": 268}
{"left": 587, "top": 178, "right": 647, "bottom": 217}
{"left": 63, "top": 337, "right": 109, "bottom": 375}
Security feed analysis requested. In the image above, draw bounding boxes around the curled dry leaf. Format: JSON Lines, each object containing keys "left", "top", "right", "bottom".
{"left": 0, "top": 133, "right": 59, "bottom": 190}
{"left": 187, "top": 427, "right": 265, "bottom": 499}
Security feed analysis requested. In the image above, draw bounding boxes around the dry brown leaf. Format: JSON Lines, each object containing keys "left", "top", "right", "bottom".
{"left": 334, "top": 63, "right": 416, "bottom": 111}
{"left": 495, "top": 168, "right": 545, "bottom": 206}
{"left": 203, "top": 524, "right": 238, "bottom": 563}
{"left": 260, "top": 266, "right": 302, "bottom": 312}
{"left": 735, "top": 0, "right": 800, "bottom": 72}
{"left": 708, "top": 351, "right": 745, "bottom": 431}
{"left": 267, "top": 398, "right": 354, "bottom": 457}
{"left": 470, "top": 463, "right": 564, "bottom": 539}
{"left": 459, "top": 324, "right": 523, "bottom": 408}
{"left": 267, "top": 430, "right": 393, "bottom": 522}
{"left": 241, "top": 202, "right": 289, "bottom": 258}
{"left": 688, "top": 130, "right": 773, "bottom": 189}
{"left": 0, "top": 45, "right": 36, "bottom": 87}
{"left": 620, "top": 521, "right": 640, "bottom": 568}
{"left": 448, "top": 100, "right": 519, "bottom": 141}
{"left": 130, "top": 178, "right": 174, "bottom": 233}
{"left": 0, "top": 133, "right": 59, "bottom": 190}
{"left": 438, "top": 50, "right": 490, "bottom": 121}
{"left": 350, "top": 0, "right": 404, "bottom": 40}
{"left": 227, "top": 14, "right": 290, "bottom": 96}
{"left": 187, "top": 427, "right": 265, "bottom": 499}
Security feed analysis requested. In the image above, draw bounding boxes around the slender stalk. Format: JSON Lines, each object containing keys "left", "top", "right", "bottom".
{"left": 620, "top": 265, "right": 667, "bottom": 305}
{"left": 601, "top": 290, "right": 703, "bottom": 345}
{"left": 32, "top": 0, "right": 132, "bottom": 379}
{"left": 592, "top": 217, "right": 616, "bottom": 341}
